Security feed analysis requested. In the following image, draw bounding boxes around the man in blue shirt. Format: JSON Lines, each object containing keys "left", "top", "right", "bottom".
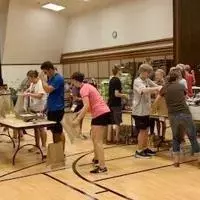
{"left": 40, "top": 61, "right": 65, "bottom": 151}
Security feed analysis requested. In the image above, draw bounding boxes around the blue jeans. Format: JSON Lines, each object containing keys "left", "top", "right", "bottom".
{"left": 169, "top": 113, "right": 200, "bottom": 153}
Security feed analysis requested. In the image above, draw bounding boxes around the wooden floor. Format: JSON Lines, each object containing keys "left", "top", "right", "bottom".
{"left": 0, "top": 114, "right": 199, "bottom": 200}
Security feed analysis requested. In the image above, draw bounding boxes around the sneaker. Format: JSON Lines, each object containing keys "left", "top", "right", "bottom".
{"left": 90, "top": 166, "right": 108, "bottom": 173}
{"left": 92, "top": 158, "right": 99, "bottom": 165}
{"left": 28, "top": 146, "right": 38, "bottom": 153}
{"left": 144, "top": 148, "right": 156, "bottom": 156}
{"left": 135, "top": 150, "right": 152, "bottom": 158}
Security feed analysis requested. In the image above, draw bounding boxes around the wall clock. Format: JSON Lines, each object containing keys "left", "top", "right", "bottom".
{"left": 112, "top": 31, "right": 118, "bottom": 39}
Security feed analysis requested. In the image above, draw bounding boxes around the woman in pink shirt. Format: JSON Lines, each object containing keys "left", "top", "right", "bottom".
{"left": 71, "top": 72, "right": 110, "bottom": 173}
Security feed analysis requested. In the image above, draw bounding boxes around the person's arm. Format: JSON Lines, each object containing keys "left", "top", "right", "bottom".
{"left": 114, "top": 79, "right": 127, "bottom": 98}
{"left": 115, "top": 90, "right": 128, "bottom": 98}
{"left": 28, "top": 93, "right": 44, "bottom": 99}
{"left": 153, "top": 86, "right": 165, "bottom": 105}
{"left": 148, "top": 79, "right": 158, "bottom": 87}
{"left": 134, "top": 79, "right": 161, "bottom": 95}
{"left": 39, "top": 72, "right": 55, "bottom": 93}
{"left": 141, "top": 87, "right": 161, "bottom": 94}
{"left": 41, "top": 80, "right": 55, "bottom": 94}
{"left": 73, "top": 97, "right": 89, "bottom": 125}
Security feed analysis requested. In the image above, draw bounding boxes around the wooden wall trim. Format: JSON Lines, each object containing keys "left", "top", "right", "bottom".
{"left": 62, "top": 38, "right": 172, "bottom": 57}
{"left": 61, "top": 38, "right": 173, "bottom": 64}
{"left": 62, "top": 46, "right": 173, "bottom": 64}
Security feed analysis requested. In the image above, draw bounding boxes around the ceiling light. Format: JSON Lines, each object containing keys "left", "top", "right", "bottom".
{"left": 42, "top": 3, "right": 65, "bottom": 12}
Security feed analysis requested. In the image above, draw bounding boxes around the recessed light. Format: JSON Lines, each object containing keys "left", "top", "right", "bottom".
{"left": 42, "top": 3, "right": 65, "bottom": 12}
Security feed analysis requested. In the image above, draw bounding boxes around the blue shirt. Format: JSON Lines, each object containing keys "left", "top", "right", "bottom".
{"left": 47, "top": 73, "right": 64, "bottom": 111}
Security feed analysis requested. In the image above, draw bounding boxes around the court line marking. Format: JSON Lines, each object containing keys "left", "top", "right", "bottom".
{"left": 95, "top": 190, "right": 108, "bottom": 194}
{"left": 94, "top": 159, "right": 197, "bottom": 182}
{"left": 43, "top": 173, "right": 99, "bottom": 200}
{"left": 0, "top": 165, "right": 73, "bottom": 183}
{"left": 0, "top": 161, "right": 45, "bottom": 179}
{"left": 78, "top": 148, "right": 169, "bottom": 167}
{"left": 72, "top": 151, "right": 197, "bottom": 200}
{"left": 72, "top": 153, "right": 135, "bottom": 200}
{"left": 0, "top": 144, "right": 126, "bottom": 182}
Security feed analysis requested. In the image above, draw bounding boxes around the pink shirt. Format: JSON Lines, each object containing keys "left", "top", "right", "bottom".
{"left": 80, "top": 83, "right": 110, "bottom": 118}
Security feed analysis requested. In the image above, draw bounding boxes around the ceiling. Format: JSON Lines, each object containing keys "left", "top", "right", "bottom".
{"left": 34, "top": 0, "right": 122, "bottom": 16}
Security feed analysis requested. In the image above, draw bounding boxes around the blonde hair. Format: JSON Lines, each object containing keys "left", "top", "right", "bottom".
{"left": 138, "top": 64, "right": 153, "bottom": 74}
{"left": 156, "top": 69, "right": 166, "bottom": 77}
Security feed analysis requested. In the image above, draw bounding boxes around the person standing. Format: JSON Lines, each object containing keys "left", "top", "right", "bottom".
{"left": 24, "top": 70, "right": 47, "bottom": 155}
{"left": 71, "top": 72, "right": 110, "bottom": 173}
{"left": 40, "top": 61, "right": 65, "bottom": 151}
{"left": 132, "top": 64, "right": 161, "bottom": 158}
{"left": 156, "top": 68, "right": 200, "bottom": 167}
{"left": 107, "top": 65, "right": 127, "bottom": 144}
{"left": 185, "top": 65, "right": 195, "bottom": 97}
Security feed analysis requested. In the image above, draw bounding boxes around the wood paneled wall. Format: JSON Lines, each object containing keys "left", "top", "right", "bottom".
{"left": 62, "top": 38, "right": 173, "bottom": 80}
{"left": 174, "top": 0, "right": 200, "bottom": 84}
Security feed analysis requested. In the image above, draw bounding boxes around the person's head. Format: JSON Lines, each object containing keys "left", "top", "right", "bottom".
{"left": 138, "top": 64, "right": 153, "bottom": 79}
{"left": 40, "top": 61, "right": 55, "bottom": 78}
{"left": 112, "top": 65, "right": 121, "bottom": 76}
{"left": 71, "top": 72, "right": 85, "bottom": 88}
{"left": 155, "top": 69, "right": 166, "bottom": 82}
{"left": 167, "top": 68, "right": 181, "bottom": 83}
{"left": 185, "top": 64, "right": 191, "bottom": 72}
{"left": 176, "top": 64, "right": 186, "bottom": 78}
{"left": 27, "top": 70, "right": 39, "bottom": 84}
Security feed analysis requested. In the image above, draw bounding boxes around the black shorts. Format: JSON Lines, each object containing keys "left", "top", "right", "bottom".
{"left": 91, "top": 112, "right": 111, "bottom": 126}
{"left": 132, "top": 115, "right": 150, "bottom": 131}
{"left": 109, "top": 106, "right": 122, "bottom": 125}
{"left": 47, "top": 109, "right": 64, "bottom": 134}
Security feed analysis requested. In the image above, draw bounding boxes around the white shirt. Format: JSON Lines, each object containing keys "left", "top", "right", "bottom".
{"left": 28, "top": 79, "right": 47, "bottom": 112}
{"left": 132, "top": 77, "right": 157, "bottom": 116}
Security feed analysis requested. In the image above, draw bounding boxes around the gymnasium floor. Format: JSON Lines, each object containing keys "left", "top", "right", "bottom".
{"left": 0, "top": 114, "right": 199, "bottom": 200}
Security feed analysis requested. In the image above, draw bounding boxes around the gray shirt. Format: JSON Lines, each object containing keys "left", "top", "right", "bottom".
{"left": 132, "top": 77, "right": 157, "bottom": 116}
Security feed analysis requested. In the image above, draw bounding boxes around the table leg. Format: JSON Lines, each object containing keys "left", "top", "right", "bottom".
{"left": 0, "top": 128, "right": 15, "bottom": 148}
{"left": 12, "top": 129, "right": 44, "bottom": 165}
{"left": 12, "top": 144, "right": 44, "bottom": 165}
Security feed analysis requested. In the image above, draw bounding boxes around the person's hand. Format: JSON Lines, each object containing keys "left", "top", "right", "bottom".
{"left": 39, "top": 71, "right": 47, "bottom": 82}
{"left": 23, "top": 92, "right": 31, "bottom": 97}
{"left": 156, "top": 86, "right": 162, "bottom": 92}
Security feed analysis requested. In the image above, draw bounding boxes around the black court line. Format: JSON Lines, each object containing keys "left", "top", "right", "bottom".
{"left": 72, "top": 153, "right": 135, "bottom": 200}
{"left": 43, "top": 173, "right": 98, "bottom": 200}
{"left": 95, "top": 190, "right": 108, "bottom": 194}
{"left": 94, "top": 159, "right": 197, "bottom": 182}
{"left": 0, "top": 144, "right": 125, "bottom": 182}
{"left": 0, "top": 161, "right": 45, "bottom": 179}
{"left": 78, "top": 155, "right": 133, "bottom": 167}
{"left": 65, "top": 144, "right": 126, "bottom": 158}
{"left": 0, "top": 165, "right": 71, "bottom": 183}
{"left": 78, "top": 148, "right": 169, "bottom": 167}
